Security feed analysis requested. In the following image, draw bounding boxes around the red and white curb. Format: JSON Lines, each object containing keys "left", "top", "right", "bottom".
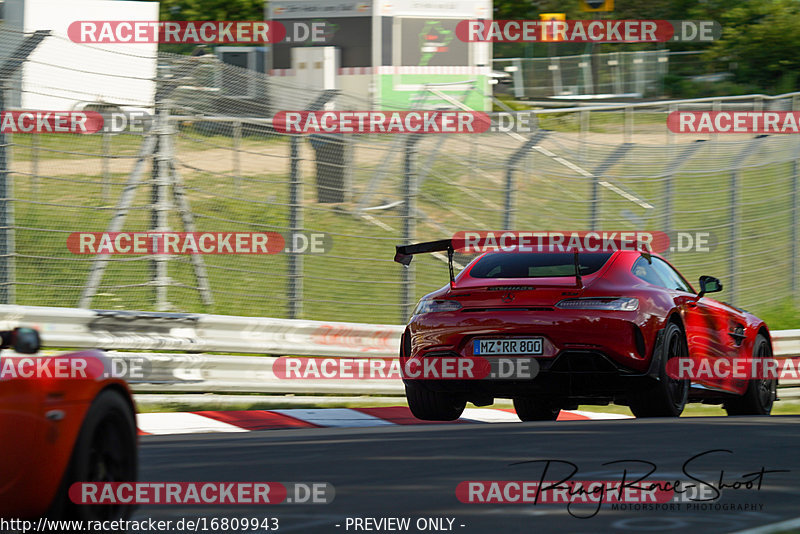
{"left": 136, "top": 407, "right": 632, "bottom": 435}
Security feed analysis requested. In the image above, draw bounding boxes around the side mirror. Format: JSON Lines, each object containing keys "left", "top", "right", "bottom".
{"left": 698, "top": 275, "right": 723, "bottom": 299}
{"left": 12, "top": 327, "right": 40, "bottom": 354}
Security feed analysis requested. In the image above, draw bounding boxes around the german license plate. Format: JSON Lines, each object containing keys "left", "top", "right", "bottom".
{"left": 473, "top": 338, "right": 543, "bottom": 356}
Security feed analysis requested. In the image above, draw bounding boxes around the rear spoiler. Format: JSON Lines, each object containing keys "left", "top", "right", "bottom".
{"left": 394, "top": 238, "right": 586, "bottom": 290}
{"left": 394, "top": 239, "right": 457, "bottom": 288}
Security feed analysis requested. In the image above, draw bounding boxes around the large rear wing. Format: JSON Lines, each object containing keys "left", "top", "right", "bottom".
{"left": 394, "top": 239, "right": 456, "bottom": 287}
{"left": 394, "top": 238, "right": 589, "bottom": 289}
{"left": 393, "top": 239, "right": 452, "bottom": 266}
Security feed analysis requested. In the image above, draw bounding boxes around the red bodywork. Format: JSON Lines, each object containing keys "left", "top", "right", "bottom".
{"left": 0, "top": 350, "right": 135, "bottom": 519}
{"left": 401, "top": 249, "right": 771, "bottom": 404}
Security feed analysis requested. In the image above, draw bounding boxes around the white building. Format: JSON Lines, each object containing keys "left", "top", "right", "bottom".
{"left": 0, "top": 0, "right": 157, "bottom": 111}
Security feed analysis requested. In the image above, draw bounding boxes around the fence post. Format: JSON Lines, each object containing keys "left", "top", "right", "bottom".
{"left": 579, "top": 54, "right": 593, "bottom": 95}
{"left": 633, "top": 52, "right": 645, "bottom": 96}
{"left": 287, "top": 134, "right": 303, "bottom": 319}
{"left": 609, "top": 53, "right": 622, "bottom": 95}
{"left": 549, "top": 57, "right": 562, "bottom": 96}
{"left": 102, "top": 131, "right": 111, "bottom": 203}
{"left": 0, "top": 89, "right": 13, "bottom": 304}
{"left": 0, "top": 30, "right": 49, "bottom": 304}
{"left": 401, "top": 135, "right": 421, "bottom": 322}
{"left": 233, "top": 120, "right": 242, "bottom": 192}
{"left": 793, "top": 155, "right": 799, "bottom": 301}
{"left": 662, "top": 140, "right": 705, "bottom": 260}
{"left": 624, "top": 105, "right": 633, "bottom": 144}
{"left": 152, "top": 107, "right": 172, "bottom": 311}
{"left": 657, "top": 50, "right": 669, "bottom": 97}
{"left": 31, "top": 133, "right": 39, "bottom": 196}
{"left": 286, "top": 89, "right": 338, "bottom": 319}
{"left": 580, "top": 110, "right": 589, "bottom": 166}
{"left": 512, "top": 58, "right": 524, "bottom": 99}
{"left": 728, "top": 135, "right": 768, "bottom": 305}
{"left": 504, "top": 132, "right": 549, "bottom": 231}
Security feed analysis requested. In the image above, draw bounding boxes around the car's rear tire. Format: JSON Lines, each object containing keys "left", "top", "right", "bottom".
{"left": 513, "top": 397, "right": 560, "bottom": 421}
{"left": 48, "top": 389, "right": 138, "bottom": 521}
{"left": 629, "top": 322, "right": 689, "bottom": 418}
{"left": 724, "top": 334, "right": 776, "bottom": 416}
{"left": 405, "top": 383, "right": 466, "bottom": 421}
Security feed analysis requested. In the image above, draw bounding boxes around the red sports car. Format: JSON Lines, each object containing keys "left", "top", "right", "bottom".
{"left": 0, "top": 328, "right": 138, "bottom": 521}
{"left": 395, "top": 240, "right": 776, "bottom": 421}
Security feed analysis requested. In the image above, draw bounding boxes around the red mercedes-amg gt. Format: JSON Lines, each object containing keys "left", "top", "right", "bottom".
{"left": 395, "top": 240, "right": 776, "bottom": 421}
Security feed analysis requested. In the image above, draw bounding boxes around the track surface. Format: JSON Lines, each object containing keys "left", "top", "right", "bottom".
{"left": 135, "top": 416, "right": 800, "bottom": 533}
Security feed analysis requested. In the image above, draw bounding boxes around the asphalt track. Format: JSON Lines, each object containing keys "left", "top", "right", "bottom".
{"left": 134, "top": 416, "right": 800, "bottom": 534}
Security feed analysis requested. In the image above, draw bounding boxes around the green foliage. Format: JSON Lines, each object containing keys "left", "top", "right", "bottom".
{"left": 152, "top": 0, "right": 265, "bottom": 54}
{"left": 157, "top": 0, "right": 264, "bottom": 21}
{"left": 662, "top": 74, "right": 762, "bottom": 99}
{"left": 493, "top": 0, "right": 800, "bottom": 96}
{"left": 699, "top": 0, "right": 800, "bottom": 92}
{"left": 754, "top": 299, "right": 800, "bottom": 331}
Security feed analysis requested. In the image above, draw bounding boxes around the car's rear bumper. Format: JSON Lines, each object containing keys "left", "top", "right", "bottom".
{"left": 403, "top": 308, "right": 666, "bottom": 401}
{"left": 404, "top": 349, "right": 656, "bottom": 401}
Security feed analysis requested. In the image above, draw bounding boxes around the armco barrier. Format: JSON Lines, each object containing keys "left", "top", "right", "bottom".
{"left": 0, "top": 305, "right": 797, "bottom": 398}
{"left": 0, "top": 304, "right": 402, "bottom": 356}
{"left": 105, "top": 352, "right": 404, "bottom": 395}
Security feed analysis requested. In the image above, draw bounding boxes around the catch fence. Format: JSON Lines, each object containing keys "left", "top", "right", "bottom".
{"left": 1, "top": 29, "right": 799, "bottom": 324}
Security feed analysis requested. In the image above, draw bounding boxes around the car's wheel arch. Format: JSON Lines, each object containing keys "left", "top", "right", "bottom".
{"left": 46, "top": 384, "right": 138, "bottom": 520}
{"left": 756, "top": 324, "right": 772, "bottom": 351}
{"left": 99, "top": 382, "right": 136, "bottom": 419}
{"left": 644, "top": 311, "right": 685, "bottom": 378}
{"left": 666, "top": 309, "right": 685, "bottom": 333}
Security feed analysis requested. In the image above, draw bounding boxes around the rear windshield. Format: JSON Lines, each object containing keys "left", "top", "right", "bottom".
{"left": 468, "top": 252, "right": 613, "bottom": 279}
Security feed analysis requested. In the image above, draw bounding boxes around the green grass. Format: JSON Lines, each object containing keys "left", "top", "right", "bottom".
{"left": 6, "top": 122, "right": 800, "bottom": 326}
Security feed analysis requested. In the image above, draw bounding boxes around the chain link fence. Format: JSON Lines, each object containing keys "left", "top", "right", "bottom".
{"left": 2, "top": 29, "right": 800, "bottom": 324}
{"left": 493, "top": 50, "right": 705, "bottom": 99}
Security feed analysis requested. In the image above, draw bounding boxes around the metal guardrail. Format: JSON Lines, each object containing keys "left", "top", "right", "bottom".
{"left": 0, "top": 304, "right": 401, "bottom": 356}
{"left": 108, "top": 352, "right": 404, "bottom": 395}
{"left": 0, "top": 305, "right": 797, "bottom": 398}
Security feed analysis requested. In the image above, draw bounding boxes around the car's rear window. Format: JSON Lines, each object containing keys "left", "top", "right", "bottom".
{"left": 468, "top": 252, "right": 614, "bottom": 278}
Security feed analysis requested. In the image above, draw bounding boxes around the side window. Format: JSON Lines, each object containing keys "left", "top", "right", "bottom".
{"left": 652, "top": 258, "right": 693, "bottom": 292}
{"left": 631, "top": 257, "right": 669, "bottom": 288}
